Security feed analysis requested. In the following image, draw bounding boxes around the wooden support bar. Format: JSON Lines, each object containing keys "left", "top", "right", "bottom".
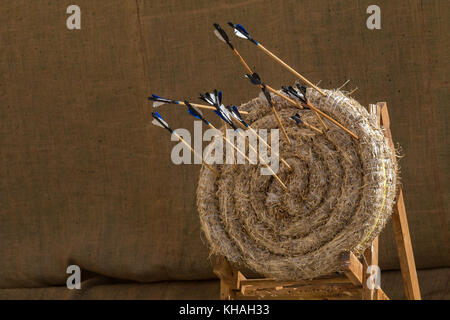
{"left": 392, "top": 190, "right": 421, "bottom": 300}
{"left": 378, "top": 102, "right": 421, "bottom": 300}
{"left": 240, "top": 275, "right": 350, "bottom": 291}
{"left": 214, "top": 102, "right": 417, "bottom": 300}
{"left": 341, "top": 251, "right": 363, "bottom": 287}
{"left": 375, "top": 288, "right": 390, "bottom": 300}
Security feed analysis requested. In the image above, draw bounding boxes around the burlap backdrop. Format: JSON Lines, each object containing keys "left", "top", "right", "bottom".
{"left": 0, "top": 0, "right": 448, "bottom": 291}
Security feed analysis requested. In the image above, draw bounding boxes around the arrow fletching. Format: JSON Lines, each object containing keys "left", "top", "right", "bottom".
{"left": 148, "top": 94, "right": 179, "bottom": 108}
{"left": 227, "top": 22, "right": 258, "bottom": 45}
{"left": 216, "top": 90, "right": 223, "bottom": 106}
{"left": 260, "top": 86, "right": 273, "bottom": 105}
{"left": 213, "top": 23, "right": 234, "bottom": 50}
{"left": 185, "top": 101, "right": 210, "bottom": 125}
{"left": 214, "top": 108, "right": 237, "bottom": 130}
{"left": 245, "top": 72, "right": 262, "bottom": 86}
{"left": 199, "top": 92, "right": 218, "bottom": 106}
{"left": 290, "top": 113, "right": 303, "bottom": 125}
{"left": 296, "top": 84, "right": 307, "bottom": 96}
{"left": 151, "top": 111, "right": 173, "bottom": 133}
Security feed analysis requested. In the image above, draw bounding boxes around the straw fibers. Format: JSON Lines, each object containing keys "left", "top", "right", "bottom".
{"left": 197, "top": 87, "right": 397, "bottom": 280}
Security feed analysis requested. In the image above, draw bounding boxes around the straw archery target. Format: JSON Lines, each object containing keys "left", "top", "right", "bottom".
{"left": 197, "top": 87, "right": 398, "bottom": 280}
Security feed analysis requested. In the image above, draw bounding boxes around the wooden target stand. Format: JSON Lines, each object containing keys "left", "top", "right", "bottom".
{"left": 213, "top": 102, "right": 421, "bottom": 300}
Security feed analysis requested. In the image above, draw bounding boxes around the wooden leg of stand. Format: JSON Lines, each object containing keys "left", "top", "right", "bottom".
{"left": 341, "top": 251, "right": 363, "bottom": 287}
{"left": 378, "top": 102, "right": 421, "bottom": 300}
{"left": 213, "top": 255, "right": 246, "bottom": 300}
{"left": 392, "top": 190, "right": 422, "bottom": 300}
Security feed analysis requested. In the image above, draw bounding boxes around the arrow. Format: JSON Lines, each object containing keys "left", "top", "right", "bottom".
{"left": 201, "top": 90, "right": 292, "bottom": 171}
{"left": 279, "top": 84, "right": 358, "bottom": 139}
{"left": 213, "top": 23, "right": 253, "bottom": 74}
{"left": 151, "top": 111, "right": 219, "bottom": 177}
{"left": 282, "top": 85, "right": 328, "bottom": 131}
{"left": 245, "top": 73, "right": 292, "bottom": 145}
{"left": 148, "top": 94, "right": 249, "bottom": 114}
{"left": 213, "top": 24, "right": 331, "bottom": 135}
{"left": 227, "top": 22, "right": 326, "bottom": 97}
{"left": 184, "top": 100, "right": 288, "bottom": 190}
{"left": 213, "top": 23, "right": 357, "bottom": 139}
{"left": 289, "top": 112, "right": 323, "bottom": 134}
{"left": 199, "top": 90, "right": 237, "bottom": 130}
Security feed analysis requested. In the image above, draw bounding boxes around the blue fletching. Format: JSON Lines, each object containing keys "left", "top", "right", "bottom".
{"left": 214, "top": 110, "right": 226, "bottom": 122}
{"left": 187, "top": 107, "right": 202, "bottom": 120}
{"left": 149, "top": 94, "right": 179, "bottom": 104}
{"left": 217, "top": 91, "right": 223, "bottom": 106}
{"left": 215, "top": 110, "right": 237, "bottom": 130}
{"left": 154, "top": 111, "right": 163, "bottom": 119}
{"left": 236, "top": 24, "right": 249, "bottom": 36}
{"left": 246, "top": 73, "right": 261, "bottom": 85}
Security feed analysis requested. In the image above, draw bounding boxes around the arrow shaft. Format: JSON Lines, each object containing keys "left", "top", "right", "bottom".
{"left": 208, "top": 123, "right": 287, "bottom": 190}
{"left": 256, "top": 43, "right": 326, "bottom": 97}
{"left": 270, "top": 104, "right": 291, "bottom": 145}
{"left": 248, "top": 126, "right": 292, "bottom": 171}
{"left": 233, "top": 48, "right": 253, "bottom": 74}
{"left": 231, "top": 119, "right": 292, "bottom": 171}
{"left": 306, "top": 100, "right": 359, "bottom": 139}
{"left": 303, "top": 121, "right": 323, "bottom": 134}
{"left": 177, "top": 101, "right": 249, "bottom": 114}
{"left": 237, "top": 131, "right": 288, "bottom": 191}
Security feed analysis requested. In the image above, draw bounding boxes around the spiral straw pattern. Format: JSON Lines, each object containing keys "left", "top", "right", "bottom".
{"left": 197, "top": 87, "right": 397, "bottom": 280}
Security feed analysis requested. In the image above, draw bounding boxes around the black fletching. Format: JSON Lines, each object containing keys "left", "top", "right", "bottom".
{"left": 213, "top": 23, "right": 234, "bottom": 50}
{"left": 281, "top": 86, "right": 290, "bottom": 95}
{"left": 199, "top": 93, "right": 216, "bottom": 106}
{"left": 289, "top": 86, "right": 306, "bottom": 103}
{"left": 290, "top": 113, "right": 303, "bottom": 125}
{"left": 296, "top": 84, "right": 307, "bottom": 96}
{"left": 246, "top": 72, "right": 262, "bottom": 86}
{"left": 185, "top": 101, "right": 210, "bottom": 125}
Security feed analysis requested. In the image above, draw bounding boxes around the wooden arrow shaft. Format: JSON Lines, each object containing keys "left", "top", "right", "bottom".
{"left": 209, "top": 124, "right": 287, "bottom": 190}
{"left": 177, "top": 101, "right": 249, "bottom": 114}
{"left": 265, "top": 85, "right": 327, "bottom": 132}
{"left": 233, "top": 119, "right": 291, "bottom": 170}
{"left": 247, "top": 126, "right": 292, "bottom": 171}
{"left": 256, "top": 43, "right": 326, "bottom": 97}
{"left": 239, "top": 131, "right": 288, "bottom": 191}
{"left": 306, "top": 100, "right": 359, "bottom": 139}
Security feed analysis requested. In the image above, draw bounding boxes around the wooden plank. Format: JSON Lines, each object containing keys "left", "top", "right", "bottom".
{"left": 239, "top": 275, "right": 350, "bottom": 291}
{"left": 362, "top": 237, "right": 379, "bottom": 300}
{"left": 378, "top": 102, "right": 421, "bottom": 300}
{"left": 391, "top": 190, "right": 422, "bottom": 300}
{"left": 237, "top": 284, "right": 362, "bottom": 300}
{"left": 375, "top": 288, "right": 390, "bottom": 300}
{"left": 341, "top": 251, "right": 363, "bottom": 287}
